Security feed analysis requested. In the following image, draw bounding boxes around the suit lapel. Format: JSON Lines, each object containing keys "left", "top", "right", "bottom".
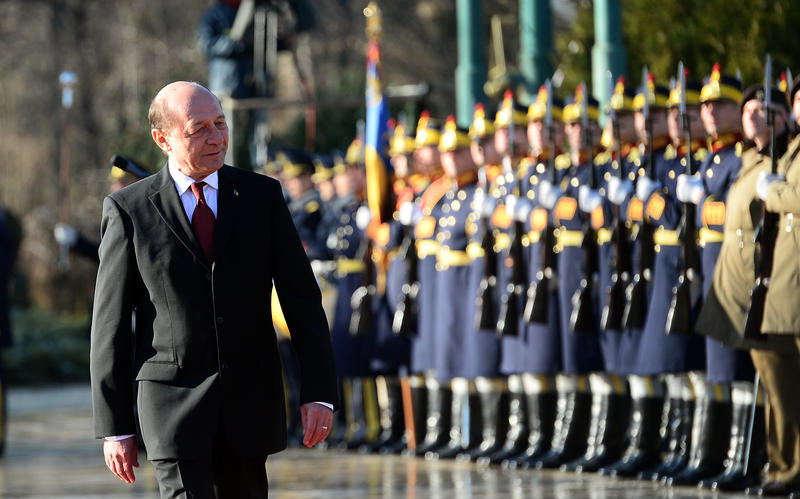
{"left": 213, "top": 165, "right": 237, "bottom": 259}
{"left": 148, "top": 166, "right": 210, "bottom": 270}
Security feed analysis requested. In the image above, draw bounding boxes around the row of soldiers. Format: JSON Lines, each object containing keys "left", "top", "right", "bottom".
{"left": 271, "top": 61, "right": 800, "bottom": 496}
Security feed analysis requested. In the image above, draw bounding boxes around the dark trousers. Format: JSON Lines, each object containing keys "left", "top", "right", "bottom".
{"left": 151, "top": 417, "right": 268, "bottom": 499}
{"left": 750, "top": 339, "right": 800, "bottom": 486}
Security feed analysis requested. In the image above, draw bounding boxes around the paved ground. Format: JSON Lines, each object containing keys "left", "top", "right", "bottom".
{"left": 0, "top": 384, "right": 752, "bottom": 498}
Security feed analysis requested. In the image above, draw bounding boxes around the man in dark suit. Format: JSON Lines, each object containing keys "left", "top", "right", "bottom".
{"left": 91, "top": 81, "right": 338, "bottom": 498}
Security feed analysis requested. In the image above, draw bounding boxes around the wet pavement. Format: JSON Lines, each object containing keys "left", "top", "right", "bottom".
{"left": 0, "top": 384, "right": 752, "bottom": 498}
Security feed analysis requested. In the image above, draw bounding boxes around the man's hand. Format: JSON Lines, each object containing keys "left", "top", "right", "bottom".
{"left": 103, "top": 436, "right": 138, "bottom": 484}
{"left": 301, "top": 402, "right": 333, "bottom": 448}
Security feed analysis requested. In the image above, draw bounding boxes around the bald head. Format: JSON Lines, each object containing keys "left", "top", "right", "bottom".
{"left": 150, "top": 81, "right": 229, "bottom": 180}
{"left": 149, "top": 81, "right": 218, "bottom": 131}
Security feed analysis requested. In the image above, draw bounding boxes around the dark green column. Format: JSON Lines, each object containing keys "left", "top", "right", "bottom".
{"left": 519, "top": 0, "right": 551, "bottom": 98}
{"left": 592, "top": 0, "right": 627, "bottom": 113}
{"left": 455, "top": 0, "right": 487, "bottom": 128}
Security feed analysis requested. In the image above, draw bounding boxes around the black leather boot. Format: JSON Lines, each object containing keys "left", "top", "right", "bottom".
{"left": 428, "top": 378, "right": 478, "bottom": 460}
{"left": 638, "top": 397, "right": 695, "bottom": 480}
{"left": 599, "top": 376, "right": 665, "bottom": 477}
{"left": 344, "top": 377, "right": 370, "bottom": 449}
{"left": 414, "top": 378, "right": 453, "bottom": 456}
{"left": 699, "top": 382, "right": 765, "bottom": 491}
{"left": 530, "top": 375, "right": 592, "bottom": 469}
{"left": 502, "top": 373, "right": 557, "bottom": 468}
{"left": 562, "top": 374, "right": 632, "bottom": 473}
{"left": 663, "top": 378, "right": 732, "bottom": 486}
{"left": 638, "top": 373, "right": 696, "bottom": 480}
{"left": 479, "top": 374, "right": 530, "bottom": 465}
{"left": 458, "top": 377, "right": 509, "bottom": 461}
{"left": 362, "top": 376, "right": 405, "bottom": 453}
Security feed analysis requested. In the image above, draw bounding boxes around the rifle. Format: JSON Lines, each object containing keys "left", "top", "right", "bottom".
{"left": 524, "top": 79, "right": 557, "bottom": 324}
{"left": 110, "top": 154, "right": 151, "bottom": 180}
{"left": 392, "top": 224, "right": 419, "bottom": 336}
{"left": 622, "top": 67, "right": 656, "bottom": 329}
{"left": 496, "top": 92, "right": 524, "bottom": 337}
{"left": 474, "top": 146, "right": 499, "bottom": 331}
{"left": 349, "top": 235, "right": 375, "bottom": 337}
{"left": 600, "top": 73, "right": 632, "bottom": 331}
{"left": 666, "top": 62, "right": 702, "bottom": 335}
{"left": 742, "top": 54, "right": 780, "bottom": 340}
{"left": 570, "top": 81, "right": 599, "bottom": 332}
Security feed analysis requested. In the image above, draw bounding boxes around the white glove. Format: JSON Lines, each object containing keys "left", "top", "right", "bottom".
{"left": 355, "top": 205, "right": 372, "bottom": 231}
{"left": 578, "top": 185, "right": 603, "bottom": 213}
{"left": 53, "top": 223, "right": 78, "bottom": 247}
{"left": 505, "top": 195, "right": 532, "bottom": 222}
{"left": 675, "top": 174, "right": 705, "bottom": 205}
{"left": 473, "top": 188, "right": 497, "bottom": 217}
{"left": 636, "top": 177, "right": 661, "bottom": 202}
{"left": 756, "top": 170, "right": 784, "bottom": 201}
{"left": 606, "top": 176, "right": 633, "bottom": 206}
{"left": 398, "top": 201, "right": 422, "bottom": 226}
{"left": 538, "top": 180, "right": 562, "bottom": 210}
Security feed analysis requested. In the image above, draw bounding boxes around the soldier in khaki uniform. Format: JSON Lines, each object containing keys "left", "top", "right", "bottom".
{"left": 745, "top": 75, "right": 800, "bottom": 498}
{"left": 695, "top": 83, "right": 790, "bottom": 493}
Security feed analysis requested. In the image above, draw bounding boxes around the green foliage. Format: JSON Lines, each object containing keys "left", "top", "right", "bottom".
{"left": 556, "top": 0, "right": 800, "bottom": 94}
{"left": 2, "top": 308, "right": 90, "bottom": 386}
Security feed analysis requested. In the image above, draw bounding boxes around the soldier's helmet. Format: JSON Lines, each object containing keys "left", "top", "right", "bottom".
{"left": 527, "top": 84, "right": 564, "bottom": 123}
{"left": 563, "top": 83, "right": 600, "bottom": 124}
{"left": 633, "top": 72, "right": 670, "bottom": 111}
{"left": 700, "top": 63, "right": 743, "bottom": 104}
{"left": 439, "top": 115, "right": 471, "bottom": 152}
{"left": 415, "top": 111, "right": 442, "bottom": 149}
{"left": 494, "top": 89, "right": 527, "bottom": 128}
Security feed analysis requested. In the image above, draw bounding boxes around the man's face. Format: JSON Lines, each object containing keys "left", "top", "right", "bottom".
{"left": 741, "top": 99, "right": 768, "bottom": 141}
{"left": 153, "top": 85, "right": 229, "bottom": 179}
{"left": 606, "top": 112, "right": 636, "bottom": 145}
{"left": 412, "top": 145, "right": 440, "bottom": 174}
{"left": 701, "top": 100, "right": 740, "bottom": 138}
{"left": 635, "top": 109, "right": 668, "bottom": 143}
{"left": 527, "top": 120, "right": 545, "bottom": 154}
{"left": 284, "top": 174, "right": 312, "bottom": 200}
{"left": 390, "top": 153, "right": 410, "bottom": 179}
{"left": 441, "top": 147, "right": 474, "bottom": 178}
{"left": 316, "top": 179, "right": 335, "bottom": 202}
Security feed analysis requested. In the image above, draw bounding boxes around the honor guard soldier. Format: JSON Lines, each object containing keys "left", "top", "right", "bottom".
{"left": 694, "top": 81, "right": 789, "bottom": 491}
{"left": 360, "top": 120, "right": 418, "bottom": 455}
{"left": 633, "top": 73, "right": 709, "bottom": 482}
{"left": 312, "top": 154, "right": 338, "bottom": 260}
{"left": 595, "top": 76, "right": 667, "bottom": 478}
{"left": 458, "top": 90, "right": 529, "bottom": 464}
{"left": 422, "top": 116, "right": 491, "bottom": 460}
{"left": 278, "top": 148, "right": 326, "bottom": 260}
{"left": 458, "top": 102, "right": 512, "bottom": 463}
{"left": 403, "top": 111, "right": 451, "bottom": 455}
{"left": 554, "top": 84, "right": 630, "bottom": 473}
{"left": 502, "top": 85, "right": 573, "bottom": 469}
{"left": 698, "top": 80, "right": 795, "bottom": 490}
{"left": 741, "top": 73, "right": 800, "bottom": 497}
{"left": 673, "top": 63, "right": 755, "bottom": 487}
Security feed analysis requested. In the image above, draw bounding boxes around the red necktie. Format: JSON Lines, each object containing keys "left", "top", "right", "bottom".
{"left": 190, "top": 182, "right": 215, "bottom": 261}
